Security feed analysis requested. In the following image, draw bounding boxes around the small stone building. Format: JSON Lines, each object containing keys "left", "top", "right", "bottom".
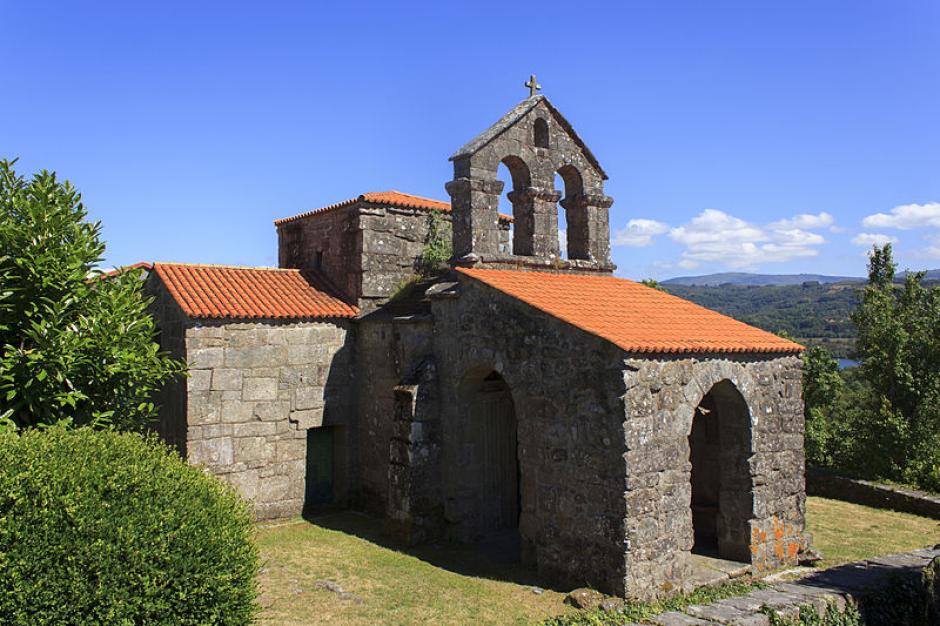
{"left": 146, "top": 93, "right": 809, "bottom": 599}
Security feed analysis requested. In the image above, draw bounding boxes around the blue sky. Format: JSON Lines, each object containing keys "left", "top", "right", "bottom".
{"left": 2, "top": 1, "right": 938, "bottom": 279}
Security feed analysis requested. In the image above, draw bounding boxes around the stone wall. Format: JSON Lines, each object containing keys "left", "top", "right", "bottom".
{"left": 622, "top": 355, "right": 806, "bottom": 599}
{"left": 183, "top": 319, "right": 355, "bottom": 520}
{"left": 277, "top": 206, "right": 360, "bottom": 303}
{"left": 431, "top": 276, "right": 630, "bottom": 595}
{"left": 354, "top": 318, "right": 434, "bottom": 516}
{"left": 807, "top": 468, "right": 940, "bottom": 519}
{"left": 277, "top": 201, "right": 510, "bottom": 312}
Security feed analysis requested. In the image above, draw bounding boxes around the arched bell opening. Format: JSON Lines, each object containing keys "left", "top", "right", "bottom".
{"left": 556, "top": 165, "right": 589, "bottom": 260}
{"left": 497, "top": 156, "right": 535, "bottom": 257}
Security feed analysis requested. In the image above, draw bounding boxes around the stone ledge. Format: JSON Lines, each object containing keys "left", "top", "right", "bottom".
{"left": 626, "top": 547, "right": 940, "bottom": 625}
{"left": 807, "top": 468, "right": 940, "bottom": 520}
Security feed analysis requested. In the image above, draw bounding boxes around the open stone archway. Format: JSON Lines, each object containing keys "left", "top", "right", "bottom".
{"left": 688, "top": 379, "right": 755, "bottom": 564}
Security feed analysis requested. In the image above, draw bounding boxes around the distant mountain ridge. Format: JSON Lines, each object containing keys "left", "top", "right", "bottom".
{"left": 662, "top": 272, "right": 862, "bottom": 286}
{"left": 662, "top": 270, "right": 940, "bottom": 287}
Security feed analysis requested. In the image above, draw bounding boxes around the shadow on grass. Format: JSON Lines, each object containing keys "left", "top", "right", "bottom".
{"left": 302, "top": 509, "right": 566, "bottom": 591}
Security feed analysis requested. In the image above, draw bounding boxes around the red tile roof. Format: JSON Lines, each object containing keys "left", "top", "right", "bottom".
{"left": 153, "top": 263, "right": 358, "bottom": 320}
{"left": 456, "top": 268, "right": 803, "bottom": 354}
{"left": 274, "top": 190, "right": 513, "bottom": 225}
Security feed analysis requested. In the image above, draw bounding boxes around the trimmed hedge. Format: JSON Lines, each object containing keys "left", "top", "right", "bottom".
{"left": 0, "top": 427, "right": 259, "bottom": 625}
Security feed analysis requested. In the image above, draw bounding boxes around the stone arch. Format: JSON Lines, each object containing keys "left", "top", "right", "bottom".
{"left": 686, "top": 378, "right": 755, "bottom": 563}
{"left": 533, "top": 117, "right": 550, "bottom": 148}
{"left": 557, "top": 164, "right": 590, "bottom": 260}
{"left": 500, "top": 155, "right": 537, "bottom": 256}
{"left": 456, "top": 367, "right": 521, "bottom": 539}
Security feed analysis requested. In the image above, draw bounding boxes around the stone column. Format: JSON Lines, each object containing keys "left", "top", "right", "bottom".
{"left": 530, "top": 187, "right": 562, "bottom": 258}
{"left": 506, "top": 188, "right": 534, "bottom": 256}
{"left": 445, "top": 176, "right": 504, "bottom": 261}
{"left": 585, "top": 193, "right": 614, "bottom": 264}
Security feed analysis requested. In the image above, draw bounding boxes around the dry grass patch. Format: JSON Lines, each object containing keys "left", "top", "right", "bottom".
{"left": 806, "top": 496, "right": 940, "bottom": 567}
{"left": 255, "top": 512, "right": 573, "bottom": 626}
{"left": 255, "top": 498, "right": 940, "bottom": 625}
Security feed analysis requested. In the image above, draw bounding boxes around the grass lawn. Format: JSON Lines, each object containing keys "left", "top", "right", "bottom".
{"left": 806, "top": 496, "right": 940, "bottom": 568}
{"left": 255, "top": 497, "right": 940, "bottom": 625}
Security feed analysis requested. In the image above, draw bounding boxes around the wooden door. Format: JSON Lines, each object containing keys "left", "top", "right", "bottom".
{"left": 475, "top": 383, "right": 519, "bottom": 531}
{"left": 305, "top": 427, "right": 333, "bottom": 506}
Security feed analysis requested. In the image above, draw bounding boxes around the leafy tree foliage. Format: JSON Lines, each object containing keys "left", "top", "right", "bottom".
{"left": 0, "top": 427, "right": 258, "bottom": 625}
{"left": 801, "top": 345, "right": 844, "bottom": 467}
{"left": 0, "top": 159, "right": 184, "bottom": 429}
{"left": 803, "top": 244, "right": 940, "bottom": 492}
{"left": 851, "top": 244, "right": 940, "bottom": 490}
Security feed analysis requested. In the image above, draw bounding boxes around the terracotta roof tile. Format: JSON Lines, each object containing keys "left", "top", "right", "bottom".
{"left": 456, "top": 268, "right": 803, "bottom": 355}
{"left": 154, "top": 263, "right": 358, "bottom": 320}
{"left": 274, "top": 190, "right": 513, "bottom": 225}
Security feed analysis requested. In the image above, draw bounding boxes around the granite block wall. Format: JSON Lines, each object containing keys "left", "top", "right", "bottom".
{"left": 183, "top": 319, "right": 355, "bottom": 520}
{"left": 278, "top": 202, "right": 510, "bottom": 312}
{"left": 621, "top": 355, "right": 806, "bottom": 598}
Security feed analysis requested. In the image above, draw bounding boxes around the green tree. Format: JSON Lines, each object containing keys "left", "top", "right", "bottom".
{"left": 0, "top": 159, "right": 184, "bottom": 429}
{"left": 850, "top": 244, "right": 940, "bottom": 490}
{"left": 801, "top": 344, "right": 844, "bottom": 467}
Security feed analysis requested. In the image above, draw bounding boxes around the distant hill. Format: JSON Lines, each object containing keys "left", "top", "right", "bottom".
{"left": 661, "top": 281, "right": 861, "bottom": 358}
{"left": 659, "top": 269, "right": 940, "bottom": 359}
{"left": 662, "top": 269, "right": 940, "bottom": 286}
{"left": 662, "top": 272, "right": 862, "bottom": 286}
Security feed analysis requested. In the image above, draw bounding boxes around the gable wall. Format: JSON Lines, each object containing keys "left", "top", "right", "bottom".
{"left": 431, "top": 276, "right": 630, "bottom": 594}
{"left": 449, "top": 99, "right": 613, "bottom": 269}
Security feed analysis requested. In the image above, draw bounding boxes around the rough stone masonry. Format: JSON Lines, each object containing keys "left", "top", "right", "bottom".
{"left": 147, "top": 91, "right": 809, "bottom": 599}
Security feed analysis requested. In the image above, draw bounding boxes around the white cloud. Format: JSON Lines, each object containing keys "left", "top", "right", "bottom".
{"left": 612, "top": 218, "right": 670, "bottom": 247}
{"left": 862, "top": 202, "right": 940, "bottom": 230}
{"left": 769, "top": 212, "right": 834, "bottom": 231}
{"left": 668, "top": 209, "right": 827, "bottom": 269}
{"left": 558, "top": 228, "right": 567, "bottom": 257}
{"left": 924, "top": 234, "right": 940, "bottom": 259}
{"left": 851, "top": 232, "right": 898, "bottom": 247}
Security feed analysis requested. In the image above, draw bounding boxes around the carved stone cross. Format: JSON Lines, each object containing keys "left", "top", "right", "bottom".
{"left": 525, "top": 74, "right": 541, "bottom": 97}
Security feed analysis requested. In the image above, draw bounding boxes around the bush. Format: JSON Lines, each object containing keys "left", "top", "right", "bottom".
{"left": 0, "top": 427, "right": 258, "bottom": 625}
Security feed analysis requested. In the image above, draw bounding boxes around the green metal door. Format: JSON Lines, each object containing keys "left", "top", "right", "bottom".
{"left": 305, "top": 427, "right": 333, "bottom": 506}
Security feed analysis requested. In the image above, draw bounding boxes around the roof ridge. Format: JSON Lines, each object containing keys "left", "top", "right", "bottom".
{"left": 154, "top": 261, "right": 296, "bottom": 272}
{"left": 377, "top": 190, "right": 449, "bottom": 205}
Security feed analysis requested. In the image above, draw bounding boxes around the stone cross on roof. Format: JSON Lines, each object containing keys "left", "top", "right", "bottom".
{"left": 525, "top": 74, "right": 541, "bottom": 97}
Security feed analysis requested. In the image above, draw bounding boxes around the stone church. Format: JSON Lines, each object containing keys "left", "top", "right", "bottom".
{"left": 146, "top": 91, "right": 809, "bottom": 599}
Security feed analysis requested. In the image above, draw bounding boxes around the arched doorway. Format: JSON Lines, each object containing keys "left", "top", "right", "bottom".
{"left": 689, "top": 380, "right": 754, "bottom": 562}
{"left": 461, "top": 370, "right": 520, "bottom": 535}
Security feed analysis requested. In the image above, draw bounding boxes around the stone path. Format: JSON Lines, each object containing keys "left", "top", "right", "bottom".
{"left": 632, "top": 547, "right": 940, "bottom": 625}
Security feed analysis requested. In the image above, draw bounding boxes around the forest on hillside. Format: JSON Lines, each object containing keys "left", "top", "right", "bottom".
{"left": 662, "top": 281, "right": 861, "bottom": 357}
